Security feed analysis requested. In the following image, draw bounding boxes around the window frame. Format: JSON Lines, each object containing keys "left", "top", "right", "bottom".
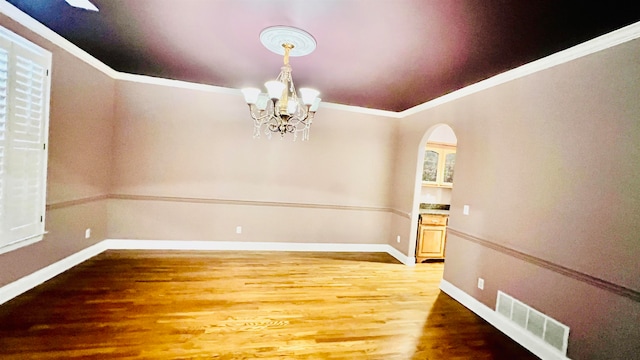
{"left": 0, "top": 25, "right": 51, "bottom": 255}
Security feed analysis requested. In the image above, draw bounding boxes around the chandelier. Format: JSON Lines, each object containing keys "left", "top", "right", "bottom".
{"left": 241, "top": 26, "right": 321, "bottom": 141}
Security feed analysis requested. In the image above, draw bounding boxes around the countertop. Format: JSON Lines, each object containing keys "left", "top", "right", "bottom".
{"left": 419, "top": 209, "right": 450, "bottom": 216}
{"left": 418, "top": 203, "right": 450, "bottom": 216}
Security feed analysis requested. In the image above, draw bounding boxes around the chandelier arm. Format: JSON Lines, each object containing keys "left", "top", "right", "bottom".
{"left": 247, "top": 104, "right": 260, "bottom": 122}
{"left": 288, "top": 105, "right": 312, "bottom": 126}
{"left": 248, "top": 104, "right": 270, "bottom": 123}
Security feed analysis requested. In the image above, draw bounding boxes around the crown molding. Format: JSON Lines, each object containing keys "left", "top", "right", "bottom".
{"left": 115, "top": 73, "right": 401, "bottom": 118}
{"left": 2, "top": 2, "right": 639, "bottom": 118}
{"left": 115, "top": 72, "right": 242, "bottom": 95}
{"left": 399, "top": 20, "right": 640, "bottom": 118}
{"left": 318, "top": 102, "right": 402, "bottom": 118}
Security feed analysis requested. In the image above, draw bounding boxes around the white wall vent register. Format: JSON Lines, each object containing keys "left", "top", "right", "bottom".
{"left": 496, "top": 290, "right": 570, "bottom": 356}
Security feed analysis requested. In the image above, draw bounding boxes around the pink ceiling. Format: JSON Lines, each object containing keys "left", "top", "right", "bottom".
{"left": 115, "top": 0, "right": 476, "bottom": 111}
{"left": 6, "top": 0, "right": 640, "bottom": 111}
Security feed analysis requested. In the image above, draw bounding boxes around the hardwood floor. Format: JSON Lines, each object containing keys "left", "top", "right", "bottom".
{"left": 0, "top": 251, "right": 538, "bottom": 359}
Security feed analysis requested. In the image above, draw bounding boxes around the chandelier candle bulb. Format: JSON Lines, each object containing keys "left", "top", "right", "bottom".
{"left": 287, "top": 100, "right": 297, "bottom": 114}
{"left": 299, "top": 88, "right": 320, "bottom": 105}
{"left": 310, "top": 97, "right": 321, "bottom": 112}
{"left": 265, "top": 81, "right": 286, "bottom": 100}
{"left": 241, "top": 88, "right": 261, "bottom": 104}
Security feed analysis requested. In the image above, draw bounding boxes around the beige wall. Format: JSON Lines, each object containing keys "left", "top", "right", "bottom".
{"left": 109, "top": 80, "right": 398, "bottom": 244}
{"left": 0, "top": 15, "right": 114, "bottom": 287}
{"left": 392, "top": 38, "right": 640, "bottom": 359}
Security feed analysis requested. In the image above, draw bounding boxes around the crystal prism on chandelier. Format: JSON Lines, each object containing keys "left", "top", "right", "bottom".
{"left": 241, "top": 26, "right": 321, "bottom": 141}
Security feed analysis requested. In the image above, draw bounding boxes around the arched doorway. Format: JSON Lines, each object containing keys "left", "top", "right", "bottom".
{"left": 408, "top": 124, "right": 457, "bottom": 264}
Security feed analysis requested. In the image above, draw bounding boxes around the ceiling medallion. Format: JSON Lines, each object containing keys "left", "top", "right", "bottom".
{"left": 241, "top": 26, "right": 321, "bottom": 141}
{"left": 64, "top": 0, "right": 99, "bottom": 11}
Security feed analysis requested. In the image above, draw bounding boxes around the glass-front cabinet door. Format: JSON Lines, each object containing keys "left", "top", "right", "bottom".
{"left": 442, "top": 152, "right": 456, "bottom": 185}
{"left": 422, "top": 144, "right": 456, "bottom": 187}
{"left": 422, "top": 150, "right": 439, "bottom": 183}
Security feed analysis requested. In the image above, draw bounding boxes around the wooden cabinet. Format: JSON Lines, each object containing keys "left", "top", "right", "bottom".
{"left": 422, "top": 143, "right": 456, "bottom": 188}
{"left": 416, "top": 214, "right": 448, "bottom": 262}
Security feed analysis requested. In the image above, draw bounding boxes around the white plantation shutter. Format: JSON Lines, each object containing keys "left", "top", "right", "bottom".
{"left": 0, "top": 47, "right": 7, "bottom": 239}
{"left": 0, "top": 27, "right": 51, "bottom": 254}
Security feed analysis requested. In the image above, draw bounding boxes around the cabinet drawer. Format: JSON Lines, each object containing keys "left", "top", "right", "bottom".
{"left": 420, "top": 214, "right": 448, "bottom": 226}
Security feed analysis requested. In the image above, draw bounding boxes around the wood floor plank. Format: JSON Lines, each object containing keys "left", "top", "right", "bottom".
{"left": 0, "top": 251, "right": 538, "bottom": 359}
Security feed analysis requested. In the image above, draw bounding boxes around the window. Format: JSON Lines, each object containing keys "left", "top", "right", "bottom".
{"left": 0, "top": 25, "right": 51, "bottom": 254}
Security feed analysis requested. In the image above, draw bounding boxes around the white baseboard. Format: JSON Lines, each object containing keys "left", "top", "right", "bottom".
{"left": 0, "top": 239, "right": 414, "bottom": 305}
{"left": 439, "top": 279, "right": 571, "bottom": 360}
{"left": 0, "top": 241, "right": 109, "bottom": 305}
{"left": 384, "top": 244, "right": 415, "bottom": 266}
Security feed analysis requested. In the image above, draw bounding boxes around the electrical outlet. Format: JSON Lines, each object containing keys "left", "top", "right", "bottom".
{"left": 477, "top": 277, "right": 484, "bottom": 290}
{"left": 236, "top": 226, "right": 242, "bottom": 234}
{"left": 396, "top": 235, "right": 401, "bottom": 243}
{"left": 463, "top": 205, "right": 470, "bottom": 215}
{"left": 85, "top": 228, "right": 91, "bottom": 239}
